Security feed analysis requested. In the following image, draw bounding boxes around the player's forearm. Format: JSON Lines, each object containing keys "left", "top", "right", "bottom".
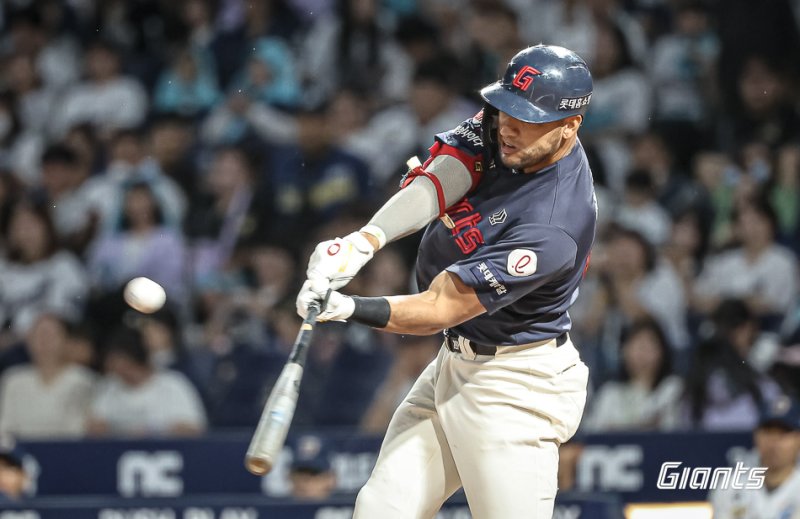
{"left": 381, "top": 293, "right": 454, "bottom": 335}
{"left": 381, "top": 274, "right": 485, "bottom": 335}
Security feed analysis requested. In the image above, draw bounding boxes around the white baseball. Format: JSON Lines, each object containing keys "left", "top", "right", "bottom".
{"left": 124, "top": 277, "right": 167, "bottom": 314}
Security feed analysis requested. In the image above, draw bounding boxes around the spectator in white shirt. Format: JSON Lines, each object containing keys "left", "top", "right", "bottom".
{"left": 600, "top": 227, "right": 690, "bottom": 350}
{"left": 584, "top": 318, "right": 684, "bottom": 432}
{"left": 614, "top": 171, "right": 674, "bottom": 246}
{"left": 80, "top": 129, "right": 187, "bottom": 232}
{"left": 694, "top": 196, "right": 799, "bottom": 319}
{"left": 87, "top": 327, "right": 207, "bottom": 437}
{"left": 0, "top": 200, "right": 88, "bottom": 341}
{"left": 344, "top": 56, "right": 478, "bottom": 184}
{"left": 38, "top": 144, "right": 96, "bottom": 252}
{"left": 52, "top": 40, "right": 147, "bottom": 139}
{"left": 0, "top": 314, "right": 95, "bottom": 438}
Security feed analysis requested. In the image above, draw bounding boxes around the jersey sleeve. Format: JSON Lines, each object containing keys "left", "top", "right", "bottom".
{"left": 427, "top": 110, "right": 486, "bottom": 192}
{"left": 445, "top": 223, "right": 578, "bottom": 315}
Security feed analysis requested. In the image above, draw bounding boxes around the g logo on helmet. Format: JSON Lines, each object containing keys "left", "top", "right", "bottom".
{"left": 511, "top": 65, "right": 542, "bottom": 92}
{"left": 327, "top": 243, "right": 341, "bottom": 256}
{"left": 507, "top": 249, "right": 537, "bottom": 277}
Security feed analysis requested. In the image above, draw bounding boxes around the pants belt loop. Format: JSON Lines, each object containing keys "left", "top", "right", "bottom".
{"left": 458, "top": 336, "right": 477, "bottom": 359}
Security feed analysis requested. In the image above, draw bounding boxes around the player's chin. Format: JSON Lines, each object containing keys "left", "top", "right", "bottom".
{"left": 499, "top": 153, "right": 522, "bottom": 169}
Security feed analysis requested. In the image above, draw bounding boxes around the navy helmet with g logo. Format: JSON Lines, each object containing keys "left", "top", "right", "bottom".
{"left": 480, "top": 45, "right": 593, "bottom": 123}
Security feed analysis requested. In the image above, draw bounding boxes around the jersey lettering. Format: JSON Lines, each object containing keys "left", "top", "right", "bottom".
{"left": 445, "top": 200, "right": 485, "bottom": 254}
{"left": 456, "top": 228, "right": 485, "bottom": 254}
{"left": 476, "top": 262, "right": 507, "bottom": 295}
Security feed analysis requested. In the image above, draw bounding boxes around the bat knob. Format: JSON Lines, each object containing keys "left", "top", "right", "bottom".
{"left": 245, "top": 456, "right": 272, "bottom": 476}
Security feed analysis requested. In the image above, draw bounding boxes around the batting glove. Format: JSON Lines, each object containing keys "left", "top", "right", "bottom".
{"left": 295, "top": 281, "right": 354, "bottom": 322}
{"left": 306, "top": 232, "right": 376, "bottom": 292}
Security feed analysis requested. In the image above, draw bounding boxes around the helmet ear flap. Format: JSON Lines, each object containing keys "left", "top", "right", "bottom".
{"left": 480, "top": 103, "right": 499, "bottom": 170}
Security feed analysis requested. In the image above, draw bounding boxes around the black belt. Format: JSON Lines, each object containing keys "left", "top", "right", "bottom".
{"left": 443, "top": 330, "right": 567, "bottom": 356}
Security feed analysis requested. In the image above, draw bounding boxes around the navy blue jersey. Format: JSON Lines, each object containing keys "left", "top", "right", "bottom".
{"left": 415, "top": 112, "right": 597, "bottom": 345}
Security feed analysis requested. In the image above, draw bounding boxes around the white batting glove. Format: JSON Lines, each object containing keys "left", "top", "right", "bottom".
{"left": 316, "top": 290, "right": 355, "bottom": 322}
{"left": 306, "top": 232, "right": 376, "bottom": 291}
{"left": 295, "top": 280, "right": 319, "bottom": 319}
{"left": 295, "top": 281, "right": 355, "bottom": 322}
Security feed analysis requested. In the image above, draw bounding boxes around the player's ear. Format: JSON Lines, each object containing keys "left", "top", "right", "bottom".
{"left": 561, "top": 116, "right": 582, "bottom": 138}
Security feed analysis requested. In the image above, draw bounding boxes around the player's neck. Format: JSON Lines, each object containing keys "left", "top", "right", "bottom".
{"left": 522, "top": 134, "right": 577, "bottom": 174}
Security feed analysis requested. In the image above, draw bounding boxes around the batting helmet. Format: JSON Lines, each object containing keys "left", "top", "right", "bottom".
{"left": 480, "top": 45, "right": 593, "bottom": 124}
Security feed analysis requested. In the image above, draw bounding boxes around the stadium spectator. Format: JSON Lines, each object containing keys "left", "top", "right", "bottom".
{"left": 200, "top": 88, "right": 300, "bottom": 146}
{"left": 462, "top": 1, "right": 524, "bottom": 98}
{"left": 228, "top": 38, "right": 301, "bottom": 110}
{"left": 684, "top": 300, "right": 785, "bottom": 430}
{"left": 629, "top": 132, "right": 712, "bottom": 219}
{"left": 87, "top": 182, "right": 187, "bottom": 301}
{"left": 693, "top": 197, "right": 799, "bottom": 321}
{"left": 36, "top": 144, "right": 96, "bottom": 252}
{"left": 209, "top": 0, "right": 304, "bottom": 88}
{"left": 649, "top": 1, "right": 719, "bottom": 125}
{"left": 153, "top": 46, "right": 221, "bottom": 116}
{"left": 87, "top": 327, "right": 207, "bottom": 437}
{"left": 289, "top": 434, "right": 337, "bottom": 500}
{"left": 136, "top": 305, "right": 209, "bottom": 399}
{"left": 718, "top": 54, "right": 800, "bottom": 154}
{"left": 0, "top": 171, "right": 24, "bottom": 246}
{"left": 0, "top": 91, "right": 42, "bottom": 186}
{"left": 0, "top": 200, "right": 88, "bottom": 340}
{"left": 4, "top": 51, "right": 57, "bottom": 137}
{"left": 0, "top": 437, "right": 27, "bottom": 503}
{"left": 267, "top": 113, "right": 373, "bottom": 234}
{"left": 51, "top": 39, "right": 148, "bottom": 139}
{"left": 343, "top": 56, "right": 478, "bottom": 183}
{"left": 583, "top": 318, "right": 684, "bottom": 432}
{"left": 591, "top": 227, "right": 689, "bottom": 354}
{"left": 146, "top": 114, "right": 198, "bottom": 198}
{"left": 614, "top": 171, "right": 673, "bottom": 246}
{"left": 709, "top": 396, "right": 800, "bottom": 517}
{"left": 0, "top": 314, "right": 95, "bottom": 438}
{"left": 557, "top": 436, "right": 585, "bottom": 493}
{"left": 360, "top": 334, "right": 440, "bottom": 434}
{"left": 581, "top": 20, "right": 652, "bottom": 192}
{"left": 298, "top": 0, "right": 412, "bottom": 108}
{"left": 1, "top": 5, "right": 81, "bottom": 91}
{"left": 771, "top": 144, "right": 800, "bottom": 245}
{"left": 663, "top": 210, "right": 711, "bottom": 311}
{"left": 80, "top": 129, "right": 187, "bottom": 232}
{"left": 185, "top": 146, "right": 272, "bottom": 289}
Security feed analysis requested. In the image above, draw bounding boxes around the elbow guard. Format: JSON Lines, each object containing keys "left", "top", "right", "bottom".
{"left": 400, "top": 157, "right": 447, "bottom": 218}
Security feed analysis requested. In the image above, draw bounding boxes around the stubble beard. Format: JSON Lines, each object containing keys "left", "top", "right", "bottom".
{"left": 499, "top": 138, "right": 559, "bottom": 172}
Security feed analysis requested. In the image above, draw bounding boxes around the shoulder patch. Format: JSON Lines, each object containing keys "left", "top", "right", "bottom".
{"left": 507, "top": 249, "right": 537, "bottom": 277}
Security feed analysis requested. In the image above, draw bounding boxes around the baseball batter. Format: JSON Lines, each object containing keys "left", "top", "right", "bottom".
{"left": 297, "top": 45, "right": 597, "bottom": 518}
{"left": 709, "top": 397, "right": 800, "bottom": 519}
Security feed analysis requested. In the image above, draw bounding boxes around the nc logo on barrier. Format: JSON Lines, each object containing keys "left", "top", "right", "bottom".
{"left": 576, "top": 445, "right": 643, "bottom": 492}
{"left": 118, "top": 451, "right": 184, "bottom": 497}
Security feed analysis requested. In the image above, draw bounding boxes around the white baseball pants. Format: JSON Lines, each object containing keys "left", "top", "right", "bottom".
{"left": 353, "top": 336, "right": 589, "bottom": 519}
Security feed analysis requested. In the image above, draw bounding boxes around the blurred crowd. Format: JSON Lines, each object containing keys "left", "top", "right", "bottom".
{"left": 0, "top": 0, "right": 799, "bottom": 442}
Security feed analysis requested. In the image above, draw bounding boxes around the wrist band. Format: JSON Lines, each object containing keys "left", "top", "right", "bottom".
{"left": 350, "top": 296, "right": 391, "bottom": 328}
{"left": 359, "top": 224, "right": 387, "bottom": 249}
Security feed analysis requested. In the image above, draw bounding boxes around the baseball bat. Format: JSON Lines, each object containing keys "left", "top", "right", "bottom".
{"left": 245, "top": 301, "right": 321, "bottom": 475}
